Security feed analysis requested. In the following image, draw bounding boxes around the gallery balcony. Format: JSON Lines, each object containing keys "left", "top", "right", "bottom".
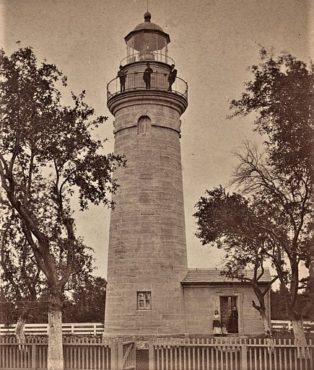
{"left": 107, "top": 71, "right": 188, "bottom": 115}
{"left": 107, "top": 71, "right": 188, "bottom": 99}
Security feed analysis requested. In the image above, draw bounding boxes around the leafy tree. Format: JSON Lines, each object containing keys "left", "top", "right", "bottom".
{"left": 270, "top": 288, "right": 289, "bottom": 321}
{"left": 271, "top": 285, "right": 314, "bottom": 321}
{"left": 63, "top": 276, "right": 106, "bottom": 323}
{"left": 0, "top": 274, "right": 106, "bottom": 325}
{"left": 195, "top": 51, "right": 313, "bottom": 353}
{"left": 0, "top": 47, "right": 124, "bottom": 370}
{"left": 0, "top": 207, "right": 94, "bottom": 326}
{"left": 194, "top": 186, "right": 278, "bottom": 335}
{"left": 230, "top": 49, "right": 313, "bottom": 177}
{"left": 230, "top": 51, "right": 313, "bottom": 350}
{"left": 230, "top": 50, "right": 314, "bottom": 322}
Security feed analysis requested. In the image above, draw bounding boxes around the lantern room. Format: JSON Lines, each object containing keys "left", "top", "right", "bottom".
{"left": 106, "top": 11, "right": 188, "bottom": 107}
{"left": 123, "top": 11, "right": 172, "bottom": 65}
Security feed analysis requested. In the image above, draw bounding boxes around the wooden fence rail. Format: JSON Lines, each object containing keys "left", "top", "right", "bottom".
{"left": 0, "top": 323, "right": 105, "bottom": 336}
{"left": 1, "top": 321, "right": 314, "bottom": 336}
{"left": 0, "top": 336, "right": 313, "bottom": 370}
{"left": 271, "top": 320, "right": 314, "bottom": 333}
{"left": 0, "top": 320, "right": 314, "bottom": 335}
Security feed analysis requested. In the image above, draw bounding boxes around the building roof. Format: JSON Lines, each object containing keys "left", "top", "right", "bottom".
{"left": 124, "top": 13, "right": 170, "bottom": 50}
{"left": 181, "top": 268, "right": 272, "bottom": 285}
{"left": 133, "top": 12, "right": 164, "bottom": 33}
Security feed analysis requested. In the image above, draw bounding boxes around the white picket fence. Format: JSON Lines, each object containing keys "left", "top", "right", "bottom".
{"left": 1, "top": 336, "right": 313, "bottom": 370}
{"left": 0, "top": 321, "right": 314, "bottom": 336}
{"left": 0, "top": 322, "right": 104, "bottom": 335}
{"left": 271, "top": 320, "right": 314, "bottom": 333}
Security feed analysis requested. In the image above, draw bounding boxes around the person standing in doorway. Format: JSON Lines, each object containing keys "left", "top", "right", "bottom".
{"left": 143, "top": 62, "right": 153, "bottom": 89}
{"left": 227, "top": 305, "right": 239, "bottom": 333}
{"left": 212, "top": 309, "right": 222, "bottom": 336}
{"left": 117, "top": 65, "right": 126, "bottom": 92}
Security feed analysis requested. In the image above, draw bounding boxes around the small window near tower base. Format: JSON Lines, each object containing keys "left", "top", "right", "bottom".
{"left": 137, "top": 291, "right": 151, "bottom": 310}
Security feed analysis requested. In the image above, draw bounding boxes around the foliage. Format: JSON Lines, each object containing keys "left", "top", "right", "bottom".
{"left": 195, "top": 50, "right": 313, "bottom": 344}
{"left": 0, "top": 275, "right": 107, "bottom": 324}
{"left": 229, "top": 51, "right": 313, "bottom": 324}
{"left": 195, "top": 185, "right": 277, "bottom": 330}
{"left": 230, "top": 49, "right": 313, "bottom": 179}
{"left": 63, "top": 276, "right": 106, "bottom": 323}
{"left": 271, "top": 286, "right": 314, "bottom": 321}
{"left": 0, "top": 205, "right": 93, "bottom": 324}
{"left": 0, "top": 46, "right": 125, "bottom": 316}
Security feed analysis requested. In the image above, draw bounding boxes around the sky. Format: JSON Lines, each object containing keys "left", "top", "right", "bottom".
{"left": 0, "top": 0, "right": 313, "bottom": 278}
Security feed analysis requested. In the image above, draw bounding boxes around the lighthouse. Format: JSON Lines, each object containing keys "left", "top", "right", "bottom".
{"left": 105, "top": 12, "right": 188, "bottom": 335}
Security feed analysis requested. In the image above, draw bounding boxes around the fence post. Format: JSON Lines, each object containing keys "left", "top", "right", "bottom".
{"left": 148, "top": 341, "right": 154, "bottom": 370}
{"left": 31, "top": 343, "right": 37, "bottom": 370}
{"left": 110, "top": 340, "right": 118, "bottom": 370}
{"left": 240, "top": 341, "right": 248, "bottom": 370}
{"left": 117, "top": 339, "right": 123, "bottom": 370}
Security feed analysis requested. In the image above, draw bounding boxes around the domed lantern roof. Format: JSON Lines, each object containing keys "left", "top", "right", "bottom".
{"left": 125, "top": 12, "right": 170, "bottom": 52}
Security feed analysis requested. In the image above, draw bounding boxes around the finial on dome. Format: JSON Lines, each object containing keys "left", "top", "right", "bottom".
{"left": 144, "top": 11, "right": 151, "bottom": 22}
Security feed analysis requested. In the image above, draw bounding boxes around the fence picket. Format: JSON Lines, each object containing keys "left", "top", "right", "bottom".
{"left": 289, "top": 339, "right": 293, "bottom": 370}
{"left": 294, "top": 343, "right": 298, "bottom": 370}
{"left": 227, "top": 344, "right": 230, "bottom": 370}
{"left": 170, "top": 346, "right": 173, "bottom": 370}
{"left": 262, "top": 339, "right": 267, "bottom": 370}
{"left": 310, "top": 340, "right": 313, "bottom": 370}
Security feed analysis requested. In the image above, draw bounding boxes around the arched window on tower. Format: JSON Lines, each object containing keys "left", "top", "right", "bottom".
{"left": 137, "top": 115, "right": 151, "bottom": 135}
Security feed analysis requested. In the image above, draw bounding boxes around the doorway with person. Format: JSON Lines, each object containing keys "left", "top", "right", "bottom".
{"left": 219, "top": 295, "right": 239, "bottom": 334}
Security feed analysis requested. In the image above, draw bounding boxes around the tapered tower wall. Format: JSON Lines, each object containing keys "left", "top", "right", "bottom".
{"left": 105, "top": 12, "right": 188, "bottom": 335}
{"left": 105, "top": 99, "right": 188, "bottom": 334}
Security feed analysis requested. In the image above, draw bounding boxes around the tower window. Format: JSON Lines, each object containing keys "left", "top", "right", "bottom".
{"left": 137, "top": 115, "right": 151, "bottom": 135}
{"left": 137, "top": 291, "right": 151, "bottom": 310}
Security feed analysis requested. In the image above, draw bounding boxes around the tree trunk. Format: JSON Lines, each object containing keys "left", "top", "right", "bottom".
{"left": 15, "top": 316, "right": 26, "bottom": 351}
{"left": 47, "top": 300, "right": 63, "bottom": 370}
{"left": 251, "top": 297, "right": 272, "bottom": 337}
{"left": 259, "top": 308, "right": 272, "bottom": 337}
{"left": 291, "top": 319, "right": 309, "bottom": 359}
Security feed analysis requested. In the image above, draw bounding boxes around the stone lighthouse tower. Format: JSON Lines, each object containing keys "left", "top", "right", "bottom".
{"left": 105, "top": 12, "right": 188, "bottom": 335}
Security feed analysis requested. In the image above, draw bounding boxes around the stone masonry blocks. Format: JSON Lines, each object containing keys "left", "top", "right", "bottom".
{"left": 105, "top": 96, "right": 188, "bottom": 335}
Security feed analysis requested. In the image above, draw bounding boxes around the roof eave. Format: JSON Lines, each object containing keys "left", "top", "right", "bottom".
{"left": 181, "top": 281, "right": 270, "bottom": 286}
{"left": 124, "top": 29, "right": 171, "bottom": 44}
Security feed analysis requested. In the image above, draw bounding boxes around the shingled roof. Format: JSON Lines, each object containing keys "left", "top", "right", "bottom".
{"left": 181, "top": 268, "right": 272, "bottom": 285}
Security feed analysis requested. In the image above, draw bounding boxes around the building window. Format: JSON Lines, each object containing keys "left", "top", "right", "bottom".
{"left": 137, "top": 291, "right": 151, "bottom": 310}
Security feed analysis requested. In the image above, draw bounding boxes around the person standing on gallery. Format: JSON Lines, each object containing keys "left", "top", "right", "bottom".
{"left": 143, "top": 62, "right": 153, "bottom": 89}
{"left": 212, "top": 309, "right": 222, "bottom": 336}
{"left": 168, "top": 64, "right": 177, "bottom": 91}
{"left": 117, "top": 65, "right": 127, "bottom": 92}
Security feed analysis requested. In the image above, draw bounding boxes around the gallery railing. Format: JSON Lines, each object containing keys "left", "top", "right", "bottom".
{"left": 120, "top": 51, "right": 175, "bottom": 66}
{"left": 107, "top": 71, "right": 188, "bottom": 99}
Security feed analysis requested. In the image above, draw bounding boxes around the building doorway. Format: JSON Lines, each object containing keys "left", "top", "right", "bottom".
{"left": 220, "top": 296, "right": 239, "bottom": 334}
